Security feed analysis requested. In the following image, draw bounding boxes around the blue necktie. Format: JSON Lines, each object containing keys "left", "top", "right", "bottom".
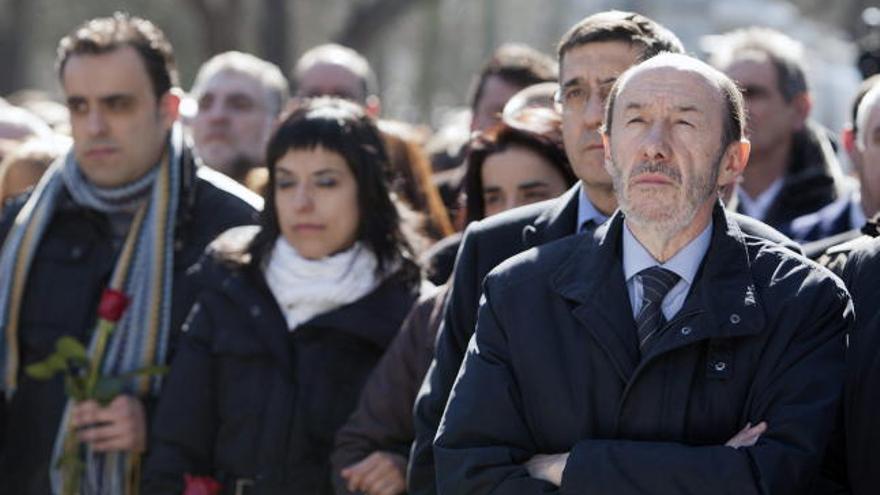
{"left": 636, "top": 266, "right": 680, "bottom": 352}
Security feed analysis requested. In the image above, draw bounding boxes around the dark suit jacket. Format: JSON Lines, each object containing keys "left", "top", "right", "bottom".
{"left": 824, "top": 235, "right": 880, "bottom": 495}
{"left": 435, "top": 205, "right": 850, "bottom": 494}
{"left": 408, "top": 184, "right": 802, "bottom": 494}
{"left": 786, "top": 193, "right": 861, "bottom": 244}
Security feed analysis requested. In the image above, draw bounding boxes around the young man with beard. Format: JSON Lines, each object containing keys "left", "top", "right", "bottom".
{"left": 434, "top": 52, "right": 849, "bottom": 495}
{"left": 0, "top": 13, "right": 259, "bottom": 494}
{"left": 408, "top": 11, "right": 799, "bottom": 494}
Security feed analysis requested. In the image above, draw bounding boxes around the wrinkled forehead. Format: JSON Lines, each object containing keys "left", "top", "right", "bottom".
{"left": 296, "top": 63, "right": 365, "bottom": 101}
{"left": 200, "top": 70, "right": 266, "bottom": 99}
{"left": 615, "top": 62, "right": 726, "bottom": 118}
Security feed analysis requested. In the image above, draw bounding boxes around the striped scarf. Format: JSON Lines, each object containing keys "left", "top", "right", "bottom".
{"left": 0, "top": 125, "right": 183, "bottom": 494}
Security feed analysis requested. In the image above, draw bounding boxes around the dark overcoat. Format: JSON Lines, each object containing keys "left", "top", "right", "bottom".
{"left": 828, "top": 235, "right": 880, "bottom": 495}
{"left": 143, "top": 227, "right": 422, "bottom": 495}
{"left": 409, "top": 184, "right": 802, "bottom": 494}
{"left": 435, "top": 205, "right": 850, "bottom": 494}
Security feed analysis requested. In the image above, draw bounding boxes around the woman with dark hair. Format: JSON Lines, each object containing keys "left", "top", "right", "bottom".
{"left": 422, "top": 107, "right": 576, "bottom": 284}
{"left": 143, "top": 98, "right": 424, "bottom": 494}
{"left": 463, "top": 107, "right": 575, "bottom": 223}
{"left": 378, "top": 119, "right": 454, "bottom": 242}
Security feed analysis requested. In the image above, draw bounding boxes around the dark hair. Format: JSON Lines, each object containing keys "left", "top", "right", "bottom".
{"left": 249, "top": 97, "right": 420, "bottom": 281}
{"left": 378, "top": 120, "right": 455, "bottom": 241}
{"left": 557, "top": 11, "right": 684, "bottom": 68}
{"left": 56, "top": 12, "right": 178, "bottom": 98}
{"left": 470, "top": 43, "right": 557, "bottom": 112}
{"left": 603, "top": 53, "right": 746, "bottom": 155}
{"left": 464, "top": 108, "right": 576, "bottom": 223}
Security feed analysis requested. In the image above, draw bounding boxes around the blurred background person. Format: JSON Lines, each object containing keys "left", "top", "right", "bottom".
{"left": 5, "top": 89, "right": 71, "bottom": 136}
{"left": 0, "top": 138, "right": 65, "bottom": 211}
{"left": 462, "top": 107, "right": 575, "bottom": 223}
{"left": 424, "top": 108, "right": 575, "bottom": 285}
{"left": 188, "top": 51, "right": 289, "bottom": 184}
{"left": 378, "top": 119, "right": 454, "bottom": 242}
{"left": 291, "top": 43, "right": 381, "bottom": 116}
{"left": 501, "top": 81, "right": 559, "bottom": 121}
{"left": 709, "top": 27, "right": 849, "bottom": 230}
{"left": 788, "top": 74, "right": 880, "bottom": 253}
{"left": 144, "top": 98, "right": 425, "bottom": 495}
{"left": 0, "top": 104, "right": 55, "bottom": 165}
{"left": 431, "top": 44, "right": 557, "bottom": 230}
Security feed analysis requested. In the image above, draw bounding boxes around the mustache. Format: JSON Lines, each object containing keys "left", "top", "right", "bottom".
{"left": 629, "top": 161, "right": 682, "bottom": 185}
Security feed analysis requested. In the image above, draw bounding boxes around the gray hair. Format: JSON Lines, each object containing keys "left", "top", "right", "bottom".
{"left": 856, "top": 84, "right": 880, "bottom": 151}
{"left": 708, "top": 27, "right": 808, "bottom": 102}
{"left": 191, "top": 51, "right": 289, "bottom": 117}
{"left": 292, "top": 43, "right": 378, "bottom": 100}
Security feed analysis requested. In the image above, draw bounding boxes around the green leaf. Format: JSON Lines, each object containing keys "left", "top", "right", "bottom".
{"left": 55, "top": 337, "right": 87, "bottom": 361}
{"left": 93, "top": 376, "right": 124, "bottom": 406}
{"left": 46, "top": 353, "right": 68, "bottom": 373}
{"left": 64, "top": 375, "right": 86, "bottom": 401}
{"left": 25, "top": 361, "right": 56, "bottom": 380}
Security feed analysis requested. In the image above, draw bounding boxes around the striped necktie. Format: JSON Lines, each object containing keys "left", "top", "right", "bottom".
{"left": 636, "top": 266, "right": 680, "bottom": 352}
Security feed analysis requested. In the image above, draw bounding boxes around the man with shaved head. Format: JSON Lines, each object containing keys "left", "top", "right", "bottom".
{"left": 433, "top": 53, "right": 849, "bottom": 494}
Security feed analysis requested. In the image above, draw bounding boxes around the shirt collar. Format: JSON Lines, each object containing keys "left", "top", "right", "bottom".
{"left": 737, "top": 177, "right": 784, "bottom": 221}
{"left": 622, "top": 219, "right": 713, "bottom": 285}
{"left": 577, "top": 184, "right": 609, "bottom": 231}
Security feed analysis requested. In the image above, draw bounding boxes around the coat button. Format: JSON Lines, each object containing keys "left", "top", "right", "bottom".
{"left": 70, "top": 246, "right": 84, "bottom": 259}
{"left": 680, "top": 326, "right": 692, "bottom": 336}
{"left": 714, "top": 361, "right": 727, "bottom": 372}
{"left": 250, "top": 306, "right": 262, "bottom": 318}
{"left": 729, "top": 313, "right": 741, "bottom": 324}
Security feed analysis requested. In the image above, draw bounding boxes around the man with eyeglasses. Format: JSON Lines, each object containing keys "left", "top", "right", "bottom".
{"left": 190, "top": 51, "right": 288, "bottom": 183}
{"left": 408, "top": 10, "right": 800, "bottom": 495}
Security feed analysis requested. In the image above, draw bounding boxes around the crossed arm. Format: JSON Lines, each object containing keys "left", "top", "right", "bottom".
{"left": 434, "top": 280, "right": 850, "bottom": 495}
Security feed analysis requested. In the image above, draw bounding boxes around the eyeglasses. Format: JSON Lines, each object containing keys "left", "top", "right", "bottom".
{"left": 553, "top": 83, "right": 613, "bottom": 114}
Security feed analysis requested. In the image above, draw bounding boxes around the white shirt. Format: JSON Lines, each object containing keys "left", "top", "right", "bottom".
{"left": 738, "top": 178, "right": 784, "bottom": 221}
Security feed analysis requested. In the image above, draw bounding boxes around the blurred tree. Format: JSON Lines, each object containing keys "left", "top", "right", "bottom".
{"left": 0, "top": 0, "right": 33, "bottom": 94}
{"left": 184, "top": 0, "right": 243, "bottom": 57}
{"left": 260, "top": 0, "right": 291, "bottom": 76}
{"left": 334, "top": 0, "right": 428, "bottom": 52}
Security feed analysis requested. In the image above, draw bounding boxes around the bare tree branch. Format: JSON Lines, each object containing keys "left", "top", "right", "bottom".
{"left": 183, "top": 0, "right": 244, "bottom": 58}
{"left": 333, "top": 0, "right": 426, "bottom": 52}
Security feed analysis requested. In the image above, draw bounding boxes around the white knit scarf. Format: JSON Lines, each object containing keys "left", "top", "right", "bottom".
{"left": 263, "top": 237, "right": 385, "bottom": 330}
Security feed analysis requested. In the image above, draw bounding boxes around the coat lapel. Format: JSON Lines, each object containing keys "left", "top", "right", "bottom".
{"left": 522, "top": 183, "right": 581, "bottom": 249}
{"left": 640, "top": 204, "right": 767, "bottom": 363}
{"left": 551, "top": 212, "right": 639, "bottom": 383}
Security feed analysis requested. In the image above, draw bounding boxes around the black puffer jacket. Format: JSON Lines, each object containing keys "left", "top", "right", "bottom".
{"left": 143, "top": 226, "right": 423, "bottom": 495}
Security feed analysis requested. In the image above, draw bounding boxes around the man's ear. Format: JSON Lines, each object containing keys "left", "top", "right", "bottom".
{"left": 790, "top": 92, "right": 811, "bottom": 132}
{"left": 718, "top": 139, "right": 750, "bottom": 187}
{"left": 365, "top": 95, "right": 381, "bottom": 118}
{"left": 159, "top": 88, "right": 182, "bottom": 128}
{"left": 601, "top": 132, "right": 613, "bottom": 174}
{"left": 843, "top": 125, "right": 865, "bottom": 174}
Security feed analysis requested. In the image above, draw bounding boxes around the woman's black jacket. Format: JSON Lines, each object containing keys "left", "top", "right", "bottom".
{"left": 143, "top": 227, "right": 422, "bottom": 494}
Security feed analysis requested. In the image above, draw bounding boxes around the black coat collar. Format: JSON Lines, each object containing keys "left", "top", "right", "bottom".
{"left": 550, "top": 203, "right": 767, "bottom": 380}
{"left": 194, "top": 228, "right": 419, "bottom": 377}
{"left": 522, "top": 183, "right": 582, "bottom": 248}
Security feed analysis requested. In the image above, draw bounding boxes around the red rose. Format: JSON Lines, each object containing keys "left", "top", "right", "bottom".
{"left": 97, "top": 288, "right": 130, "bottom": 323}
{"left": 182, "top": 474, "right": 222, "bottom": 495}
